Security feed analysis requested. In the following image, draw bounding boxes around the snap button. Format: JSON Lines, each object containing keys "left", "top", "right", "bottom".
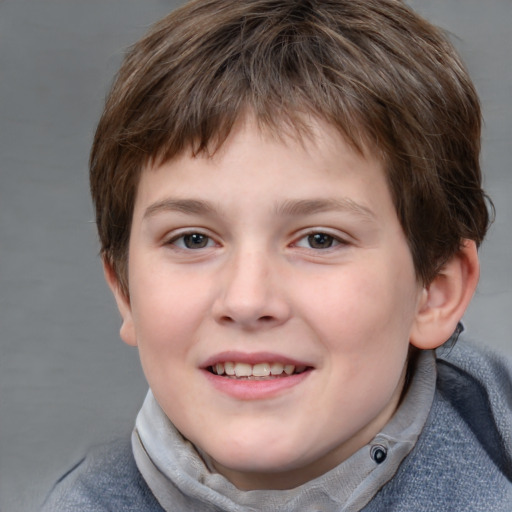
{"left": 370, "top": 445, "right": 387, "bottom": 464}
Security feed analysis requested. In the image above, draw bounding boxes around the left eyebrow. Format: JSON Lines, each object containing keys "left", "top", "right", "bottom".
{"left": 275, "top": 198, "right": 376, "bottom": 222}
{"left": 143, "top": 198, "right": 217, "bottom": 219}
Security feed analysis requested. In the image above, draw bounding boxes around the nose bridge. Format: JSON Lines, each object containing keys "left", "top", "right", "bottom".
{"left": 214, "top": 242, "right": 289, "bottom": 328}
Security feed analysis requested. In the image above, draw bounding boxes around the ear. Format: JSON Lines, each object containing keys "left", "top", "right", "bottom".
{"left": 410, "top": 240, "right": 480, "bottom": 350}
{"left": 103, "top": 259, "right": 138, "bottom": 347}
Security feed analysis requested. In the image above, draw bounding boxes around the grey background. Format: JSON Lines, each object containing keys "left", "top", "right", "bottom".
{"left": 1, "top": 1, "right": 510, "bottom": 510}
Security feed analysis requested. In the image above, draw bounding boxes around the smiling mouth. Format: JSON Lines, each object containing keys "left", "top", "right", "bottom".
{"left": 208, "top": 362, "right": 310, "bottom": 380}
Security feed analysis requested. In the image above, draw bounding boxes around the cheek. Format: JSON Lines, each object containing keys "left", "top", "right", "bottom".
{"left": 130, "top": 276, "right": 205, "bottom": 414}
{"left": 131, "top": 260, "right": 205, "bottom": 330}
{"left": 296, "top": 259, "right": 419, "bottom": 359}
{"left": 128, "top": 271, "right": 212, "bottom": 382}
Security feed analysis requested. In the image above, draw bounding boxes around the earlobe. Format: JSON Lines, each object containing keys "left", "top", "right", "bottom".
{"left": 103, "top": 259, "right": 138, "bottom": 347}
{"left": 410, "top": 240, "right": 480, "bottom": 350}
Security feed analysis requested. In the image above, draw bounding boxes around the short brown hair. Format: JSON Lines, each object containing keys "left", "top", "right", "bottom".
{"left": 90, "top": 0, "right": 491, "bottom": 295}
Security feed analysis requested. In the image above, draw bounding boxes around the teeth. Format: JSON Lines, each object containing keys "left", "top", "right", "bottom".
{"left": 270, "top": 362, "right": 284, "bottom": 375}
{"left": 211, "top": 361, "right": 307, "bottom": 378}
{"left": 252, "top": 363, "right": 270, "bottom": 377}
{"left": 234, "top": 362, "right": 252, "bottom": 377}
{"left": 284, "top": 364, "right": 295, "bottom": 375}
{"left": 224, "top": 361, "right": 235, "bottom": 376}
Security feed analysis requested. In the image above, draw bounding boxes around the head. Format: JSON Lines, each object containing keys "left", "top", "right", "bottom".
{"left": 92, "top": 0, "right": 491, "bottom": 490}
{"left": 91, "top": 0, "right": 490, "bottom": 295}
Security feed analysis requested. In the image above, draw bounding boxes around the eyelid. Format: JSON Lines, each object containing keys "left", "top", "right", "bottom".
{"left": 291, "top": 229, "right": 351, "bottom": 250}
{"left": 166, "top": 228, "right": 219, "bottom": 250}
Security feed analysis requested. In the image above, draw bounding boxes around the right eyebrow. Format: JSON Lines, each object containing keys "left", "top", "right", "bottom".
{"left": 143, "top": 198, "right": 217, "bottom": 219}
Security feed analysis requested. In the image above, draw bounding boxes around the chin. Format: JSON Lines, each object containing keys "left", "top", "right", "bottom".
{"left": 203, "top": 435, "right": 318, "bottom": 474}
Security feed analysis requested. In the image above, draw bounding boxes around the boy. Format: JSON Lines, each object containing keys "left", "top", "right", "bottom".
{"left": 42, "top": 0, "right": 512, "bottom": 510}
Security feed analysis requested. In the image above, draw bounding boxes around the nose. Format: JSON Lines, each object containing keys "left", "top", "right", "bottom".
{"left": 212, "top": 247, "right": 291, "bottom": 330}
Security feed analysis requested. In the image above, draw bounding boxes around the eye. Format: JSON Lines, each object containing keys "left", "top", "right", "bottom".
{"left": 169, "top": 232, "right": 215, "bottom": 250}
{"left": 295, "top": 232, "right": 343, "bottom": 250}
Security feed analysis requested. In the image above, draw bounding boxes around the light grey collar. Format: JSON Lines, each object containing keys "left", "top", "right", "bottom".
{"left": 132, "top": 350, "right": 436, "bottom": 512}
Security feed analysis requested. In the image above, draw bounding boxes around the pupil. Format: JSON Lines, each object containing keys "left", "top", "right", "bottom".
{"left": 184, "top": 233, "right": 208, "bottom": 249}
{"left": 308, "top": 233, "right": 333, "bottom": 249}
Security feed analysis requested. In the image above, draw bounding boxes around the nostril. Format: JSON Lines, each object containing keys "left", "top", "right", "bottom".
{"left": 218, "top": 314, "right": 276, "bottom": 327}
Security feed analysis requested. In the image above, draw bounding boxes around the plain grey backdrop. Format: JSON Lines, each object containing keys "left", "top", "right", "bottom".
{"left": 1, "top": 1, "right": 510, "bottom": 510}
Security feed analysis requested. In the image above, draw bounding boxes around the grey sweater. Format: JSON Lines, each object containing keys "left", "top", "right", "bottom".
{"left": 41, "top": 342, "right": 512, "bottom": 511}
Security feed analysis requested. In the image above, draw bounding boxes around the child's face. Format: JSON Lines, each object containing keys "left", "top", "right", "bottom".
{"left": 114, "top": 115, "right": 426, "bottom": 490}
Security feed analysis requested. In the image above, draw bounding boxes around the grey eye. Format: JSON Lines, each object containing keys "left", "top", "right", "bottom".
{"left": 183, "top": 233, "right": 209, "bottom": 249}
{"left": 172, "top": 232, "right": 214, "bottom": 249}
{"left": 307, "top": 233, "right": 336, "bottom": 249}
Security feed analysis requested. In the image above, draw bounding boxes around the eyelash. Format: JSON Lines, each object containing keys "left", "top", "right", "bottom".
{"left": 293, "top": 231, "right": 348, "bottom": 250}
{"left": 166, "top": 230, "right": 349, "bottom": 252}
{"left": 166, "top": 231, "right": 217, "bottom": 250}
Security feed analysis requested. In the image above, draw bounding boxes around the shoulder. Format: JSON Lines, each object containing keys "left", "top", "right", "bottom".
{"left": 435, "top": 339, "right": 512, "bottom": 464}
{"left": 365, "top": 341, "right": 512, "bottom": 512}
{"left": 40, "top": 438, "right": 164, "bottom": 512}
{"left": 436, "top": 338, "right": 512, "bottom": 390}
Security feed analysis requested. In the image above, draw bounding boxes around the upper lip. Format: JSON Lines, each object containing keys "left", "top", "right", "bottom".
{"left": 201, "top": 351, "right": 313, "bottom": 369}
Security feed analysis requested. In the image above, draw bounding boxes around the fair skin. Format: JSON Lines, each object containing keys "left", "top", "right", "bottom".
{"left": 106, "top": 115, "right": 479, "bottom": 490}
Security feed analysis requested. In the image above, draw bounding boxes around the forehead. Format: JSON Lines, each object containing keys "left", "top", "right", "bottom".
{"left": 134, "top": 114, "right": 393, "bottom": 223}
{"left": 144, "top": 112, "right": 383, "bottom": 185}
{"left": 148, "top": 100, "right": 378, "bottom": 159}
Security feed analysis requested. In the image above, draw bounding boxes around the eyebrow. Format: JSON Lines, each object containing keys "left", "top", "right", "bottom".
{"left": 143, "top": 199, "right": 216, "bottom": 219}
{"left": 275, "top": 198, "right": 376, "bottom": 221}
{"left": 143, "top": 197, "right": 376, "bottom": 222}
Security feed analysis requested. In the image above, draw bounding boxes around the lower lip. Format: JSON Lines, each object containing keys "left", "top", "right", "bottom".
{"left": 201, "top": 369, "right": 312, "bottom": 400}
